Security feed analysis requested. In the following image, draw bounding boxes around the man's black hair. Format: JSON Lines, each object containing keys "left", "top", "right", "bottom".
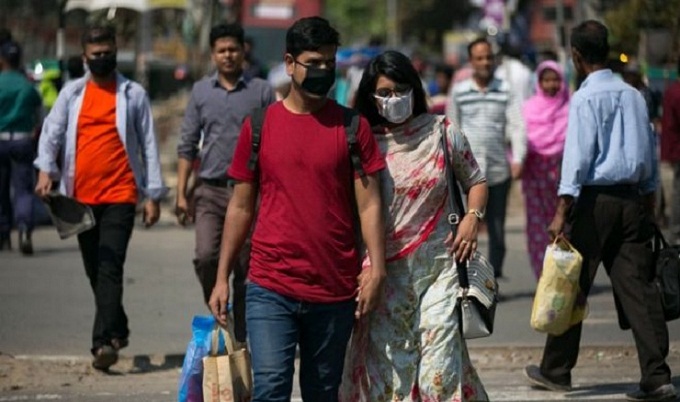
{"left": 81, "top": 25, "right": 116, "bottom": 50}
{"left": 570, "top": 20, "right": 609, "bottom": 65}
{"left": 467, "top": 37, "right": 491, "bottom": 58}
{"left": 209, "top": 23, "right": 245, "bottom": 48}
{"left": 0, "top": 40, "right": 21, "bottom": 69}
{"left": 286, "top": 17, "right": 340, "bottom": 58}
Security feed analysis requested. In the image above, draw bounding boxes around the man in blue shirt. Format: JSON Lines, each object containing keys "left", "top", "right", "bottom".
{"left": 524, "top": 20, "right": 675, "bottom": 401}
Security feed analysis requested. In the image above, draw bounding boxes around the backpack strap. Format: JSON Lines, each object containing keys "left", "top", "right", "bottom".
{"left": 343, "top": 107, "right": 365, "bottom": 178}
{"left": 247, "top": 106, "right": 268, "bottom": 172}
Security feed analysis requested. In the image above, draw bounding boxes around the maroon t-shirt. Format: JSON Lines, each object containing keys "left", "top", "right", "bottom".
{"left": 229, "top": 100, "right": 385, "bottom": 302}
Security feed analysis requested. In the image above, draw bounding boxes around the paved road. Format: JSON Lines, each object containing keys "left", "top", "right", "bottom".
{"left": 1, "top": 206, "right": 679, "bottom": 401}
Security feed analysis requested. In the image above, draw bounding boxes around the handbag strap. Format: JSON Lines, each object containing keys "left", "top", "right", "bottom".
{"left": 209, "top": 323, "right": 237, "bottom": 356}
{"left": 440, "top": 130, "right": 470, "bottom": 289}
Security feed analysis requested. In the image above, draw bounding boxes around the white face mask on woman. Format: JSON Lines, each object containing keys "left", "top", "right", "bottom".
{"left": 375, "top": 90, "right": 413, "bottom": 124}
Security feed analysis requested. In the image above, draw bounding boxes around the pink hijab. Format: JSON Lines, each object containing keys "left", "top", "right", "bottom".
{"left": 522, "top": 60, "right": 570, "bottom": 156}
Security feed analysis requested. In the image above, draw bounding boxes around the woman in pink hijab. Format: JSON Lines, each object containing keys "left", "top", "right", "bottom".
{"left": 522, "top": 60, "right": 570, "bottom": 279}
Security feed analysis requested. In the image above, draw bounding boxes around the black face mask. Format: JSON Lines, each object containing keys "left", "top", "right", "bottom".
{"left": 87, "top": 54, "right": 117, "bottom": 77}
{"left": 295, "top": 62, "right": 335, "bottom": 96}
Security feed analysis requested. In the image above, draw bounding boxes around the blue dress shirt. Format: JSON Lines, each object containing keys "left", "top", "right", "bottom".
{"left": 559, "top": 69, "right": 658, "bottom": 198}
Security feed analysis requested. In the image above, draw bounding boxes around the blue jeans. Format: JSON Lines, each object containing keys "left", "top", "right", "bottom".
{"left": 0, "top": 138, "right": 35, "bottom": 233}
{"left": 246, "top": 282, "right": 355, "bottom": 402}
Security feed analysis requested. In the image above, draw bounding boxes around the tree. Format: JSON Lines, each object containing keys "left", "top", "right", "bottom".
{"left": 604, "top": 0, "right": 680, "bottom": 63}
{"left": 325, "top": 0, "right": 472, "bottom": 51}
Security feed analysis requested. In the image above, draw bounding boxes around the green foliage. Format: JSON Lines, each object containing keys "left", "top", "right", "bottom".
{"left": 604, "top": 0, "right": 680, "bottom": 59}
{"left": 325, "top": 0, "right": 470, "bottom": 50}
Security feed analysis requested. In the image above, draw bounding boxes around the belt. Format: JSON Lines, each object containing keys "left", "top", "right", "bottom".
{"left": 201, "top": 178, "right": 230, "bottom": 188}
{"left": 582, "top": 184, "right": 639, "bottom": 197}
{"left": 0, "top": 131, "right": 32, "bottom": 141}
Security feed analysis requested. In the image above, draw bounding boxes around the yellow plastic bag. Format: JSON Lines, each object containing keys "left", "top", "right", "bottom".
{"left": 530, "top": 237, "right": 588, "bottom": 335}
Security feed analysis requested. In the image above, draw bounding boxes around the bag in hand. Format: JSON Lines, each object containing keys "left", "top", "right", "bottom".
{"left": 203, "top": 322, "right": 253, "bottom": 402}
{"left": 530, "top": 237, "right": 588, "bottom": 335}
{"left": 456, "top": 252, "right": 498, "bottom": 339}
{"left": 654, "top": 226, "right": 680, "bottom": 321}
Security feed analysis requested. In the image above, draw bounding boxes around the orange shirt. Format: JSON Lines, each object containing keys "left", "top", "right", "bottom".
{"left": 74, "top": 80, "right": 138, "bottom": 205}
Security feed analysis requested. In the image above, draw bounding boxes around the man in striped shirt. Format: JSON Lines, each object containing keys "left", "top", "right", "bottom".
{"left": 446, "top": 37, "right": 527, "bottom": 278}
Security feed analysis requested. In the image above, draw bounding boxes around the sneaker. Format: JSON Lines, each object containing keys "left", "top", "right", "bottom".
{"left": 92, "top": 345, "right": 118, "bottom": 371}
{"left": 524, "top": 365, "right": 572, "bottom": 392}
{"left": 625, "top": 384, "right": 677, "bottom": 401}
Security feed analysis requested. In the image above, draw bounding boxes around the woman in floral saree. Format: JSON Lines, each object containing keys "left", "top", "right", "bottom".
{"left": 340, "top": 51, "right": 489, "bottom": 401}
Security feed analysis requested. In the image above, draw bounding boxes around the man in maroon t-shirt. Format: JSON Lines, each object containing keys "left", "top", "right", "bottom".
{"left": 661, "top": 59, "right": 680, "bottom": 244}
{"left": 209, "top": 17, "right": 386, "bottom": 401}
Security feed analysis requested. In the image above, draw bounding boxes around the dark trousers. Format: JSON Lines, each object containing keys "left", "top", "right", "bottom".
{"left": 540, "top": 186, "right": 671, "bottom": 391}
{"left": 193, "top": 182, "right": 249, "bottom": 342}
{"left": 77, "top": 203, "right": 136, "bottom": 354}
{"left": 487, "top": 179, "right": 511, "bottom": 277}
{"left": 0, "top": 138, "right": 35, "bottom": 233}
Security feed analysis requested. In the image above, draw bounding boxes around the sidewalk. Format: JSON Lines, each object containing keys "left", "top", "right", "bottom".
{"left": 2, "top": 344, "right": 679, "bottom": 401}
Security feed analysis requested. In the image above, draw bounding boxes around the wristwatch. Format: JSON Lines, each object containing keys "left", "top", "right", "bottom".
{"left": 468, "top": 208, "right": 485, "bottom": 221}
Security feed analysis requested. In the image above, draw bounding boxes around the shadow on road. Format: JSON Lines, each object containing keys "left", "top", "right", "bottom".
{"left": 128, "top": 354, "right": 185, "bottom": 374}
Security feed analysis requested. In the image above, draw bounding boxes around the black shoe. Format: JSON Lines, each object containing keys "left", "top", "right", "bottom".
{"left": 0, "top": 232, "right": 11, "bottom": 251}
{"left": 18, "top": 231, "right": 33, "bottom": 256}
{"left": 524, "top": 364, "right": 572, "bottom": 392}
{"left": 111, "top": 338, "right": 129, "bottom": 351}
{"left": 92, "top": 345, "right": 118, "bottom": 371}
{"left": 626, "top": 384, "right": 677, "bottom": 401}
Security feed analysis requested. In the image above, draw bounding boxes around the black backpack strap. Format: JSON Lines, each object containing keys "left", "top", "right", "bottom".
{"left": 343, "top": 107, "right": 365, "bottom": 178}
{"left": 247, "top": 106, "right": 267, "bottom": 172}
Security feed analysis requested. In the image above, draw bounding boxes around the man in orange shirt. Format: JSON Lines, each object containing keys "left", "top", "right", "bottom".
{"left": 34, "top": 25, "right": 167, "bottom": 371}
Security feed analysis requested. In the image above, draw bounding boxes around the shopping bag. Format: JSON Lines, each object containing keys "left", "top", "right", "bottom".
{"left": 178, "top": 315, "right": 215, "bottom": 402}
{"left": 654, "top": 226, "right": 680, "bottom": 321}
{"left": 530, "top": 237, "right": 588, "bottom": 335}
{"left": 203, "top": 322, "right": 252, "bottom": 402}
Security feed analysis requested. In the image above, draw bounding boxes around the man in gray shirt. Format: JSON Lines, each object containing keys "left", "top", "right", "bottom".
{"left": 447, "top": 37, "right": 527, "bottom": 279}
{"left": 176, "top": 23, "right": 274, "bottom": 342}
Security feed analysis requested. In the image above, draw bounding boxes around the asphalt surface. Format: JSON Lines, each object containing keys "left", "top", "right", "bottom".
{"left": 2, "top": 205, "right": 680, "bottom": 401}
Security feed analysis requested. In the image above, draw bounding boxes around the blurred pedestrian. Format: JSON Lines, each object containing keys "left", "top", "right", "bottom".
{"left": 0, "top": 28, "right": 11, "bottom": 46}
{"left": 243, "top": 36, "right": 266, "bottom": 80}
{"left": 208, "top": 17, "right": 386, "bottom": 402}
{"left": 524, "top": 21, "right": 676, "bottom": 402}
{"left": 447, "top": 37, "right": 527, "bottom": 279}
{"left": 521, "top": 60, "right": 569, "bottom": 279}
{"left": 0, "top": 41, "right": 42, "bottom": 253}
{"left": 428, "top": 63, "right": 453, "bottom": 115}
{"left": 340, "top": 50, "right": 489, "bottom": 402}
{"left": 661, "top": 58, "right": 680, "bottom": 245}
{"left": 34, "top": 25, "right": 167, "bottom": 371}
{"left": 65, "top": 55, "right": 85, "bottom": 84}
{"left": 176, "top": 23, "right": 274, "bottom": 343}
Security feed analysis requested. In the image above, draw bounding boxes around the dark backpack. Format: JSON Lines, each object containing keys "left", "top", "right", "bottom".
{"left": 246, "top": 105, "right": 365, "bottom": 178}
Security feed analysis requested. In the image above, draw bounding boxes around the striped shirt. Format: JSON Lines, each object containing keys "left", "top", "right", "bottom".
{"left": 446, "top": 77, "right": 527, "bottom": 185}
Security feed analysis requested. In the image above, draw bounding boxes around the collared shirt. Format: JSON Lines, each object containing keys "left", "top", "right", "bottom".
{"left": 0, "top": 70, "right": 42, "bottom": 132}
{"left": 34, "top": 73, "right": 168, "bottom": 201}
{"left": 177, "top": 73, "right": 275, "bottom": 180}
{"left": 447, "top": 76, "right": 527, "bottom": 186}
{"left": 559, "top": 69, "right": 658, "bottom": 198}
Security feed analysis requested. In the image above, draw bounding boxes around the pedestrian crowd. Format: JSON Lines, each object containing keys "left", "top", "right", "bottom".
{"left": 1, "top": 14, "right": 679, "bottom": 402}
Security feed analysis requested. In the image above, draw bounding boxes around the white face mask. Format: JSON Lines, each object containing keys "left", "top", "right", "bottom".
{"left": 375, "top": 90, "right": 413, "bottom": 124}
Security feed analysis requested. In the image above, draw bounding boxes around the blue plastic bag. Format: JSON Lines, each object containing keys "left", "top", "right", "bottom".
{"left": 178, "top": 315, "right": 216, "bottom": 402}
